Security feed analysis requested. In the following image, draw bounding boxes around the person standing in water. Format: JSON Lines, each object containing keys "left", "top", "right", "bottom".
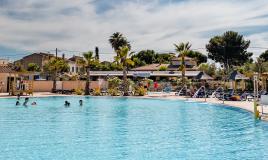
{"left": 23, "top": 98, "right": 29, "bottom": 106}
{"left": 79, "top": 100, "right": 83, "bottom": 106}
{"left": 17, "top": 94, "right": 20, "bottom": 100}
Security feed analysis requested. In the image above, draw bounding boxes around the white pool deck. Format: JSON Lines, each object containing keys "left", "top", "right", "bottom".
{"left": 1, "top": 92, "right": 268, "bottom": 121}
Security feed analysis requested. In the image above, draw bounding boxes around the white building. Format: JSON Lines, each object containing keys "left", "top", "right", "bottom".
{"left": 67, "top": 56, "right": 83, "bottom": 75}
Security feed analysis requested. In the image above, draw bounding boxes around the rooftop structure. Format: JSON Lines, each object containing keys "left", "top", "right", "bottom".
{"left": 14, "top": 52, "right": 54, "bottom": 71}
{"left": 89, "top": 70, "right": 201, "bottom": 78}
{"left": 132, "top": 56, "right": 198, "bottom": 71}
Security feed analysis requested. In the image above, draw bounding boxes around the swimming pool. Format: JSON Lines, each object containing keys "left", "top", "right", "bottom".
{"left": 0, "top": 96, "right": 268, "bottom": 160}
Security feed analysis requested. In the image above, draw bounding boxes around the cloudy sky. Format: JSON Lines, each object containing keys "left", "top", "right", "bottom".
{"left": 0, "top": 0, "right": 268, "bottom": 61}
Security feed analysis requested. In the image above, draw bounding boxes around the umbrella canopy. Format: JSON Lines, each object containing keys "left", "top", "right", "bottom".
{"left": 196, "top": 71, "right": 214, "bottom": 80}
{"left": 229, "top": 71, "right": 249, "bottom": 80}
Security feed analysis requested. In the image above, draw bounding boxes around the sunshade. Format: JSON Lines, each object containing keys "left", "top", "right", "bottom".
{"left": 196, "top": 71, "right": 214, "bottom": 80}
{"left": 229, "top": 71, "right": 249, "bottom": 80}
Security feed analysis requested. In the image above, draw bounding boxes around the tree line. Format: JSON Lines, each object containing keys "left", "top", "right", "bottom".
{"left": 20, "top": 30, "right": 268, "bottom": 95}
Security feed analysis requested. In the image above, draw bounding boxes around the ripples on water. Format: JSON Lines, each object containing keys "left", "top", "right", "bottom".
{"left": 0, "top": 96, "right": 268, "bottom": 160}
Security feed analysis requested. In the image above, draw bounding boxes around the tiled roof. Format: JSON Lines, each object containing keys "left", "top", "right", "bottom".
{"left": 171, "top": 56, "right": 193, "bottom": 61}
{"left": 229, "top": 71, "right": 249, "bottom": 80}
{"left": 132, "top": 64, "right": 169, "bottom": 71}
{"left": 132, "top": 63, "right": 197, "bottom": 71}
{"left": 0, "top": 65, "right": 15, "bottom": 73}
{"left": 23, "top": 52, "right": 54, "bottom": 59}
{"left": 69, "top": 56, "right": 83, "bottom": 62}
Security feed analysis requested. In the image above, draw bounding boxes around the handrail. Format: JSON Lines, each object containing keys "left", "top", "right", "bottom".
{"left": 177, "top": 85, "right": 187, "bottom": 96}
{"left": 211, "top": 86, "right": 224, "bottom": 98}
{"left": 193, "top": 86, "right": 206, "bottom": 98}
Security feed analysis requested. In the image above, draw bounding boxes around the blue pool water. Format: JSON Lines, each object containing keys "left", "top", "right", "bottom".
{"left": 1, "top": 96, "right": 268, "bottom": 160}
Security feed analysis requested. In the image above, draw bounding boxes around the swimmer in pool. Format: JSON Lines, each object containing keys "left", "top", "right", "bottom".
{"left": 79, "top": 100, "right": 83, "bottom": 106}
{"left": 17, "top": 94, "right": 20, "bottom": 100}
{"left": 64, "top": 101, "right": 70, "bottom": 107}
{"left": 31, "top": 102, "right": 37, "bottom": 105}
{"left": 23, "top": 98, "right": 29, "bottom": 106}
{"left": 16, "top": 101, "right": 20, "bottom": 106}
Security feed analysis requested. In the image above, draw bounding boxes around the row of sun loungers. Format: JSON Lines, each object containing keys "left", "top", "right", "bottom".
{"left": 174, "top": 86, "right": 268, "bottom": 101}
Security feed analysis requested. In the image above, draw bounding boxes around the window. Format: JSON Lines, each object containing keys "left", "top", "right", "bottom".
{"left": 72, "top": 67, "right": 74, "bottom": 72}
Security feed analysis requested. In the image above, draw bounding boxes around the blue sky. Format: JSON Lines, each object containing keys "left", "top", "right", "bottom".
{"left": 0, "top": 0, "right": 268, "bottom": 61}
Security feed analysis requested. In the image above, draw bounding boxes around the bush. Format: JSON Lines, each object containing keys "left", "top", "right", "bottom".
{"left": 134, "top": 86, "right": 146, "bottom": 96}
{"left": 93, "top": 88, "right": 101, "bottom": 96}
{"left": 108, "top": 88, "right": 120, "bottom": 96}
{"left": 159, "top": 66, "right": 167, "bottom": 71}
{"left": 75, "top": 88, "right": 84, "bottom": 95}
{"left": 108, "top": 77, "right": 122, "bottom": 89}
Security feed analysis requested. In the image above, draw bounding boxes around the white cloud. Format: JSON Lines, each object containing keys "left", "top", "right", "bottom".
{"left": 0, "top": 0, "right": 268, "bottom": 60}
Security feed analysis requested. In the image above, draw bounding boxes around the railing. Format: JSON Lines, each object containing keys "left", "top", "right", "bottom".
{"left": 193, "top": 86, "right": 206, "bottom": 98}
{"left": 211, "top": 86, "right": 224, "bottom": 98}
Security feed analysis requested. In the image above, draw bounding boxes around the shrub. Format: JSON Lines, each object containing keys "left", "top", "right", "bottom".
{"left": 134, "top": 86, "right": 146, "bottom": 96}
{"left": 75, "top": 88, "right": 83, "bottom": 95}
{"left": 93, "top": 88, "right": 101, "bottom": 96}
{"left": 108, "top": 77, "right": 122, "bottom": 89}
{"left": 159, "top": 66, "right": 167, "bottom": 71}
{"left": 108, "top": 88, "right": 120, "bottom": 96}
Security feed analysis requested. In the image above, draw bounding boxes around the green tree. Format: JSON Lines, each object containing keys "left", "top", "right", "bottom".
{"left": 81, "top": 51, "right": 95, "bottom": 95}
{"left": 27, "top": 63, "right": 40, "bottom": 72}
{"left": 155, "top": 53, "right": 174, "bottom": 64}
{"left": 254, "top": 58, "right": 268, "bottom": 74}
{"left": 131, "top": 50, "right": 156, "bottom": 66}
{"left": 98, "top": 61, "right": 117, "bottom": 71}
{"left": 206, "top": 31, "right": 252, "bottom": 70}
{"left": 198, "top": 63, "right": 216, "bottom": 76}
{"left": 109, "top": 32, "right": 131, "bottom": 60}
{"left": 259, "top": 50, "right": 268, "bottom": 61}
{"left": 130, "top": 51, "right": 174, "bottom": 67}
{"left": 13, "top": 61, "right": 26, "bottom": 72}
{"left": 237, "top": 62, "right": 254, "bottom": 78}
{"left": 174, "top": 42, "right": 192, "bottom": 84}
{"left": 43, "top": 58, "right": 69, "bottom": 92}
{"left": 186, "top": 50, "right": 207, "bottom": 65}
{"left": 95, "top": 46, "right": 99, "bottom": 60}
{"left": 116, "top": 46, "right": 134, "bottom": 96}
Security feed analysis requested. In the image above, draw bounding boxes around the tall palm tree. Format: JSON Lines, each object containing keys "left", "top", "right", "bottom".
{"left": 116, "top": 46, "right": 134, "bottom": 96}
{"left": 174, "top": 42, "right": 192, "bottom": 85}
{"left": 109, "top": 32, "right": 131, "bottom": 64}
{"left": 82, "top": 51, "right": 95, "bottom": 95}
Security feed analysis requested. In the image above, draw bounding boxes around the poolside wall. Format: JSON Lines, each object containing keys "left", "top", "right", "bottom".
{"left": 32, "top": 81, "right": 108, "bottom": 92}
{"left": 33, "top": 81, "right": 53, "bottom": 92}
{"left": 0, "top": 73, "right": 9, "bottom": 93}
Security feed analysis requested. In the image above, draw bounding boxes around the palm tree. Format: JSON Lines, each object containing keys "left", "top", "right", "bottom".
{"left": 43, "top": 58, "right": 69, "bottom": 92}
{"left": 174, "top": 42, "right": 192, "bottom": 85}
{"left": 109, "top": 32, "right": 131, "bottom": 64}
{"left": 82, "top": 51, "right": 95, "bottom": 95}
{"left": 116, "top": 46, "right": 134, "bottom": 96}
{"left": 255, "top": 58, "right": 266, "bottom": 74}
